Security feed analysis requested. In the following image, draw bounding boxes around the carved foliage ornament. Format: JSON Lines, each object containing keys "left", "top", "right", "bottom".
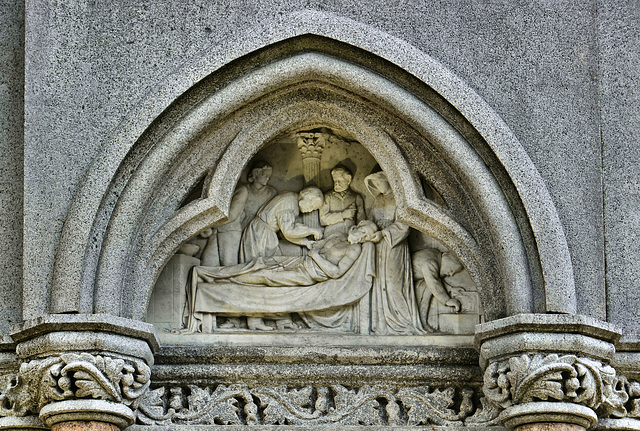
{"left": 483, "top": 354, "right": 638, "bottom": 418}
{"left": 0, "top": 353, "right": 150, "bottom": 417}
{"left": 136, "top": 383, "right": 501, "bottom": 426}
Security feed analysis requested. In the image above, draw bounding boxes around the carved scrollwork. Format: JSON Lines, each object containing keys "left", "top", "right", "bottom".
{"left": 136, "top": 383, "right": 499, "bottom": 426}
{"left": 599, "top": 375, "right": 640, "bottom": 419}
{"left": 483, "top": 354, "right": 626, "bottom": 415}
{"left": 0, "top": 353, "right": 150, "bottom": 418}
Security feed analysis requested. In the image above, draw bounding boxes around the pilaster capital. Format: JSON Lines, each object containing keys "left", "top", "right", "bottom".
{"left": 475, "top": 314, "right": 623, "bottom": 430}
{"left": 0, "top": 314, "right": 158, "bottom": 429}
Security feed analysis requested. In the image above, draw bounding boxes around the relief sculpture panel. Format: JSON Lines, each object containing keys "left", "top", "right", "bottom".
{"left": 147, "top": 128, "right": 483, "bottom": 340}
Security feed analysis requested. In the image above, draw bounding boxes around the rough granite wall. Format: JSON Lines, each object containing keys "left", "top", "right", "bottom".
{"left": 0, "top": 0, "right": 24, "bottom": 334}
{"left": 598, "top": 1, "right": 640, "bottom": 340}
{"left": 13, "top": 1, "right": 637, "bottom": 337}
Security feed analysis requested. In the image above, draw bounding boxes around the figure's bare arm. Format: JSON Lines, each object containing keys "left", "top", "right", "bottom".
{"left": 279, "top": 211, "right": 323, "bottom": 244}
{"left": 226, "top": 187, "right": 249, "bottom": 223}
{"left": 308, "top": 249, "right": 341, "bottom": 278}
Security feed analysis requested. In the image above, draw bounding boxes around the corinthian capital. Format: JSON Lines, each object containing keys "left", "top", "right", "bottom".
{"left": 0, "top": 353, "right": 150, "bottom": 419}
{"left": 484, "top": 353, "right": 626, "bottom": 413}
{"left": 475, "top": 314, "right": 622, "bottom": 430}
{"left": 0, "top": 314, "right": 157, "bottom": 429}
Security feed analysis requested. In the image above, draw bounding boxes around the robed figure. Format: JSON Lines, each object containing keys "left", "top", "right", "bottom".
{"left": 364, "top": 172, "right": 425, "bottom": 335}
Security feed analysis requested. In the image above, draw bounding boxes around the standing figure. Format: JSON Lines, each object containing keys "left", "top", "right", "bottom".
{"left": 200, "top": 161, "right": 277, "bottom": 266}
{"left": 364, "top": 172, "right": 425, "bottom": 335}
{"left": 319, "top": 165, "right": 365, "bottom": 237}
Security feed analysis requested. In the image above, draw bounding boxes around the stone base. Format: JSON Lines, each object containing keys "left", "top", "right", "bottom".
{"left": 439, "top": 313, "right": 479, "bottom": 334}
{"left": 40, "top": 400, "right": 134, "bottom": 430}
{"left": 499, "top": 402, "right": 597, "bottom": 431}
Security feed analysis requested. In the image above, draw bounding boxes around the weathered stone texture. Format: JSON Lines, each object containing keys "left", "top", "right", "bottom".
{"left": 0, "top": 0, "right": 24, "bottom": 334}
{"left": 598, "top": 1, "right": 640, "bottom": 338}
{"left": 21, "top": 1, "right": 614, "bottom": 323}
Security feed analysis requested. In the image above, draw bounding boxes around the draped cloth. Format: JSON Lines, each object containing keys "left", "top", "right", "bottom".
{"left": 185, "top": 242, "right": 375, "bottom": 330}
{"left": 365, "top": 172, "right": 426, "bottom": 335}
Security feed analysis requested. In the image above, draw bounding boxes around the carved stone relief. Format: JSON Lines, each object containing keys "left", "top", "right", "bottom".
{"left": 0, "top": 353, "right": 150, "bottom": 428}
{"left": 147, "top": 128, "right": 483, "bottom": 338}
{"left": 135, "top": 383, "right": 500, "bottom": 426}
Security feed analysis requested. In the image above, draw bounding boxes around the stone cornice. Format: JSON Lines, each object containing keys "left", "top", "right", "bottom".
{"left": 10, "top": 314, "right": 159, "bottom": 352}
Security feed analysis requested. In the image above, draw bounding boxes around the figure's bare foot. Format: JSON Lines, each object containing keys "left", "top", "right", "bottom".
{"left": 275, "top": 320, "right": 299, "bottom": 330}
{"left": 250, "top": 322, "right": 273, "bottom": 331}
{"left": 247, "top": 317, "right": 273, "bottom": 331}
{"left": 219, "top": 317, "right": 242, "bottom": 329}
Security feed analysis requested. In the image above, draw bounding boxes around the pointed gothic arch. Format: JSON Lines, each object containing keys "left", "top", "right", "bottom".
{"left": 50, "top": 21, "right": 576, "bottom": 324}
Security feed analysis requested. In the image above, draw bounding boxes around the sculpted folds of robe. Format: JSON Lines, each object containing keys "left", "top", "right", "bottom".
{"left": 366, "top": 173, "right": 425, "bottom": 335}
{"left": 240, "top": 192, "right": 300, "bottom": 261}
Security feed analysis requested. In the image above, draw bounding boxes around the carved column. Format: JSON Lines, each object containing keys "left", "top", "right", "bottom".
{"left": 475, "top": 314, "right": 623, "bottom": 431}
{"left": 0, "top": 315, "right": 158, "bottom": 430}
{"left": 296, "top": 132, "right": 327, "bottom": 229}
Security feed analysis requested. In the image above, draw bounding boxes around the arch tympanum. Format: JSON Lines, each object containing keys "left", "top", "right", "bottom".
{"left": 19, "top": 31, "right": 600, "bottom": 431}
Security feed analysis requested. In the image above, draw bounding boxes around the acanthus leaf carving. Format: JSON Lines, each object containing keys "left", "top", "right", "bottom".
{"left": 0, "top": 353, "right": 151, "bottom": 418}
{"left": 483, "top": 354, "right": 624, "bottom": 415}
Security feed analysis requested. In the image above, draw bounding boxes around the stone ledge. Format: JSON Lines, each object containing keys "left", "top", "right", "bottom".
{"left": 613, "top": 350, "right": 640, "bottom": 380}
{"left": 475, "top": 314, "right": 621, "bottom": 366}
{"left": 11, "top": 314, "right": 159, "bottom": 352}
{"left": 16, "top": 331, "right": 154, "bottom": 365}
{"left": 154, "top": 343, "right": 478, "bottom": 366}
{"left": 479, "top": 332, "right": 617, "bottom": 365}
{"left": 0, "top": 335, "right": 15, "bottom": 351}
{"left": 151, "top": 362, "right": 482, "bottom": 387}
{"left": 158, "top": 331, "right": 474, "bottom": 349}
{"left": 128, "top": 426, "right": 506, "bottom": 430}
{"left": 474, "top": 314, "right": 621, "bottom": 347}
{"left": 593, "top": 418, "right": 640, "bottom": 430}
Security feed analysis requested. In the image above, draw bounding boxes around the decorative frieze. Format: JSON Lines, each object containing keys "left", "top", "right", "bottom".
{"left": 136, "top": 384, "right": 499, "bottom": 426}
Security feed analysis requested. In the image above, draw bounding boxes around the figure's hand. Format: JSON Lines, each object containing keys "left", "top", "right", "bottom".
{"left": 342, "top": 205, "right": 357, "bottom": 220}
{"left": 445, "top": 298, "right": 462, "bottom": 313}
{"left": 370, "top": 231, "right": 383, "bottom": 243}
{"left": 200, "top": 228, "right": 214, "bottom": 238}
{"left": 312, "top": 228, "right": 323, "bottom": 240}
{"left": 305, "top": 240, "right": 317, "bottom": 250}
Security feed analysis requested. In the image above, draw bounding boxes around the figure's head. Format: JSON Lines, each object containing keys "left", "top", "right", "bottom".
{"left": 298, "top": 187, "right": 324, "bottom": 213}
{"left": 348, "top": 220, "right": 379, "bottom": 244}
{"left": 364, "top": 172, "right": 391, "bottom": 197}
{"left": 440, "top": 251, "right": 464, "bottom": 277}
{"left": 331, "top": 165, "right": 353, "bottom": 193}
{"left": 247, "top": 161, "right": 273, "bottom": 187}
